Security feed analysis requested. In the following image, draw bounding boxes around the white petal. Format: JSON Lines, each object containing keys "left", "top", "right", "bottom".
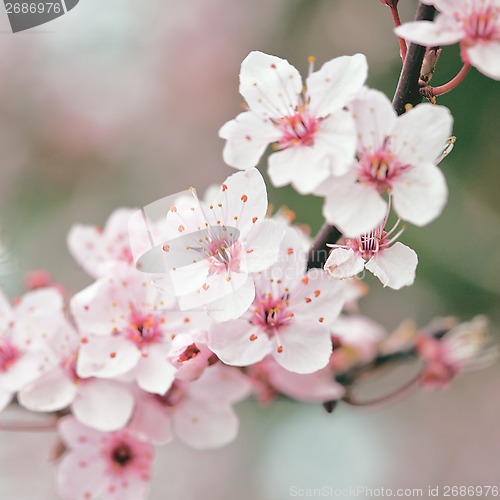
{"left": 466, "top": 41, "right": 500, "bottom": 80}
{"left": 67, "top": 225, "right": 105, "bottom": 280}
{"left": 220, "top": 112, "right": 280, "bottom": 169}
{"left": 321, "top": 171, "right": 387, "bottom": 237}
{"left": 268, "top": 146, "right": 330, "bottom": 195}
{"left": 291, "top": 268, "right": 346, "bottom": 325}
{"left": 135, "top": 345, "right": 176, "bottom": 395}
{"left": 314, "top": 110, "right": 357, "bottom": 176}
{"left": 76, "top": 336, "right": 141, "bottom": 379}
{"left": 273, "top": 320, "right": 332, "bottom": 374}
{"left": 0, "top": 350, "right": 47, "bottom": 392}
{"left": 350, "top": 88, "right": 397, "bottom": 153}
{"left": 208, "top": 319, "right": 272, "bottom": 366}
{"left": 15, "top": 287, "right": 63, "bottom": 316}
{"left": 211, "top": 167, "right": 268, "bottom": 237}
{"left": 207, "top": 276, "right": 256, "bottom": 323}
{"left": 58, "top": 415, "right": 104, "bottom": 448}
{"left": 0, "top": 387, "right": 13, "bottom": 412}
{"left": 18, "top": 366, "right": 77, "bottom": 412}
{"left": 129, "top": 395, "right": 173, "bottom": 445}
{"left": 173, "top": 399, "right": 239, "bottom": 449}
{"left": 307, "top": 54, "right": 368, "bottom": 116}
{"left": 325, "top": 248, "right": 366, "bottom": 280}
{"left": 244, "top": 220, "right": 285, "bottom": 273}
{"left": 239, "top": 51, "right": 302, "bottom": 119}
{"left": 392, "top": 162, "right": 448, "bottom": 226}
{"left": 0, "top": 289, "right": 13, "bottom": 331}
{"left": 71, "top": 379, "right": 134, "bottom": 432}
{"left": 395, "top": 16, "right": 463, "bottom": 46}
{"left": 392, "top": 103, "right": 453, "bottom": 165}
{"left": 365, "top": 242, "right": 418, "bottom": 289}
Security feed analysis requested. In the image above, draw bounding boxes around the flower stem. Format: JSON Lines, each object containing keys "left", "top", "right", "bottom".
{"left": 342, "top": 370, "right": 421, "bottom": 408}
{"left": 389, "top": 4, "right": 407, "bottom": 61}
{"left": 421, "top": 63, "right": 471, "bottom": 98}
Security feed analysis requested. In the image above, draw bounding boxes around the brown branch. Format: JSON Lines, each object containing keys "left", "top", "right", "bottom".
{"left": 306, "top": 2, "right": 437, "bottom": 271}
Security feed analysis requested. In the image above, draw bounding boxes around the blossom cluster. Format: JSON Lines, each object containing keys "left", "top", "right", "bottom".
{"left": 0, "top": 41, "right": 497, "bottom": 500}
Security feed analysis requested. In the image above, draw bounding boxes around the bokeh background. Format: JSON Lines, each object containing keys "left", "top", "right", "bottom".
{"left": 0, "top": 0, "right": 499, "bottom": 498}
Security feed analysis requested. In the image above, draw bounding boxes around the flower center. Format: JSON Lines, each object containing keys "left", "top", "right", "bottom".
{"left": 277, "top": 112, "right": 320, "bottom": 149}
{"left": 357, "top": 146, "right": 408, "bottom": 192}
{"left": 177, "top": 343, "right": 200, "bottom": 363}
{"left": 125, "top": 308, "right": 164, "bottom": 347}
{"left": 111, "top": 443, "right": 133, "bottom": 467}
{"left": 0, "top": 340, "right": 20, "bottom": 373}
{"left": 204, "top": 237, "right": 242, "bottom": 275}
{"left": 462, "top": 6, "right": 500, "bottom": 41}
{"left": 251, "top": 294, "right": 294, "bottom": 334}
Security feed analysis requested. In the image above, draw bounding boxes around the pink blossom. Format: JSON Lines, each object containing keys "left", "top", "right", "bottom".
{"left": 318, "top": 88, "right": 452, "bottom": 237}
{"left": 0, "top": 288, "right": 68, "bottom": 411}
{"left": 248, "top": 355, "right": 344, "bottom": 405}
{"left": 68, "top": 208, "right": 138, "bottom": 279}
{"left": 395, "top": 0, "right": 500, "bottom": 80}
{"left": 417, "top": 316, "right": 497, "bottom": 389}
{"left": 71, "top": 269, "right": 205, "bottom": 396}
{"left": 129, "top": 363, "right": 251, "bottom": 448}
{"left": 220, "top": 51, "right": 367, "bottom": 194}
{"left": 18, "top": 320, "right": 134, "bottom": 432}
{"left": 325, "top": 209, "right": 418, "bottom": 290}
{"left": 154, "top": 168, "right": 284, "bottom": 322}
{"left": 207, "top": 226, "right": 346, "bottom": 374}
{"left": 57, "top": 416, "right": 154, "bottom": 500}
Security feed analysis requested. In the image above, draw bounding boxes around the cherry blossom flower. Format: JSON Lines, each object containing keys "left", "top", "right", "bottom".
{"left": 151, "top": 168, "right": 284, "bottom": 322}
{"left": 219, "top": 51, "right": 368, "bottom": 194}
{"left": 417, "top": 316, "right": 497, "bottom": 389}
{"left": 0, "top": 288, "right": 67, "bottom": 412}
{"left": 324, "top": 209, "right": 418, "bottom": 290}
{"left": 207, "top": 226, "right": 346, "bottom": 374}
{"left": 129, "top": 363, "right": 251, "bottom": 448}
{"left": 71, "top": 269, "right": 205, "bottom": 396}
{"left": 68, "top": 208, "right": 138, "bottom": 279}
{"left": 57, "top": 416, "right": 154, "bottom": 500}
{"left": 395, "top": 0, "right": 500, "bottom": 80}
{"left": 317, "top": 89, "right": 453, "bottom": 237}
{"left": 18, "top": 319, "right": 135, "bottom": 432}
{"left": 248, "top": 355, "right": 344, "bottom": 405}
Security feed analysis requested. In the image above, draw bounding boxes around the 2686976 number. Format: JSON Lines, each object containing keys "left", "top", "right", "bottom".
{"left": 5, "top": 2, "right": 62, "bottom": 14}
{"left": 443, "top": 486, "right": 499, "bottom": 497}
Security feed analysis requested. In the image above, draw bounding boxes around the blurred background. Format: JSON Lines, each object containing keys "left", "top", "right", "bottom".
{"left": 0, "top": 0, "right": 498, "bottom": 498}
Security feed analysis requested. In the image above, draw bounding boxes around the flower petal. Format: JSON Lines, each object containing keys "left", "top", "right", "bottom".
{"left": 465, "top": 41, "right": 500, "bottom": 80}
{"left": 134, "top": 345, "right": 176, "bottom": 395}
{"left": 395, "top": 15, "right": 463, "bottom": 46}
{"left": 392, "top": 162, "right": 448, "bottom": 226}
{"left": 129, "top": 395, "right": 173, "bottom": 445}
{"left": 71, "top": 379, "right": 135, "bottom": 432}
{"left": 220, "top": 112, "right": 280, "bottom": 169}
{"left": 208, "top": 319, "right": 272, "bottom": 366}
{"left": 272, "top": 320, "right": 332, "bottom": 374}
{"left": 244, "top": 220, "right": 285, "bottom": 273}
{"left": 307, "top": 54, "right": 368, "bottom": 116}
{"left": 239, "top": 51, "right": 302, "bottom": 119}
{"left": 0, "top": 387, "right": 13, "bottom": 412}
{"left": 325, "top": 248, "right": 366, "bottom": 280}
{"left": 365, "top": 242, "right": 418, "bottom": 289}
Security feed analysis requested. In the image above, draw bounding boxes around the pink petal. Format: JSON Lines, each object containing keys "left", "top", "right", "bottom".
{"left": 72, "top": 379, "right": 135, "bottom": 432}
{"left": 0, "top": 350, "right": 47, "bottom": 392}
{"left": 392, "top": 162, "right": 448, "bottom": 226}
{"left": 0, "top": 387, "right": 13, "bottom": 412}
{"left": 220, "top": 112, "right": 280, "bottom": 169}
{"left": 325, "top": 248, "right": 366, "bottom": 280}
{"left": 134, "top": 345, "right": 177, "bottom": 395}
{"left": 129, "top": 395, "right": 173, "bottom": 445}
{"left": 0, "top": 289, "right": 13, "bottom": 331}
{"left": 290, "top": 268, "right": 346, "bottom": 325}
{"left": 208, "top": 319, "right": 272, "bottom": 366}
{"left": 77, "top": 336, "right": 141, "bottom": 379}
{"left": 58, "top": 415, "right": 104, "bottom": 448}
{"left": 466, "top": 41, "right": 500, "bottom": 80}
{"left": 272, "top": 320, "right": 333, "bottom": 374}
{"left": 307, "top": 54, "right": 368, "bottom": 116}
{"left": 18, "top": 366, "right": 77, "bottom": 412}
{"left": 365, "top": 242, "right": 418, "bottom": 289}
{"left": 239, "top": 51, "right": 302, "bottom": 119}
{"left": 173, "top": 399, "right": 239, "bottom": 449}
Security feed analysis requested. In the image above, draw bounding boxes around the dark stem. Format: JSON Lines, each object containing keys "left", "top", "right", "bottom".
{"left": 306, "top": 2, "right": 436, "bottom": 271}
